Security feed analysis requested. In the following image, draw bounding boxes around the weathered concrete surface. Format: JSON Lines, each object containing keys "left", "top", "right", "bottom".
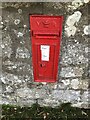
{"left": 0, "top": 2, "right": 90, "bottom": 108}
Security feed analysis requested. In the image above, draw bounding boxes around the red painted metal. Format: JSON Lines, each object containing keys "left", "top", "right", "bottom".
{"left": 30, "top": 15, "right": 63, "bottom": 82}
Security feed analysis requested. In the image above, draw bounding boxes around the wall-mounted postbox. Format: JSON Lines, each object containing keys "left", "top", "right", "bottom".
{"left": 30, "top": 15, "right": 63, "bottom": 82}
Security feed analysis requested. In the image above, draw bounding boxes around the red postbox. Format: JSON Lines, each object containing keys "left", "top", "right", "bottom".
{"left": 30, "top": 15, "right": 63, "bottom": 82}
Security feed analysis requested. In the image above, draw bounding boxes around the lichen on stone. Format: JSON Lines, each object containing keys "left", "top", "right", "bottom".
{"left": 65, "top": 11, "right": 82, "bottom": 37}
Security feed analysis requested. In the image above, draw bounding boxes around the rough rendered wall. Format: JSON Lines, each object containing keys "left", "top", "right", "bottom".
{"left": 0, "top": 1, "right": 90, "bottom": 108}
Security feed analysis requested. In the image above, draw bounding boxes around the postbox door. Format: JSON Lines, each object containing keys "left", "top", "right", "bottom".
{"left": 36, "top": 44, "right": 55, "bottom": 80}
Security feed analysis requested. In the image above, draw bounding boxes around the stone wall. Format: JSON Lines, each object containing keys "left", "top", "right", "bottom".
{"left": 0, "top": 1, "right": 90, "bottom": 108}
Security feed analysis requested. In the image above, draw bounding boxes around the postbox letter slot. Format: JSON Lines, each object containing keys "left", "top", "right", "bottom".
{"left": 35, "top": 35, "right": 58, "bottom": 39}
{"left": 33, "top": 31, "right": 60, "bottom": 38}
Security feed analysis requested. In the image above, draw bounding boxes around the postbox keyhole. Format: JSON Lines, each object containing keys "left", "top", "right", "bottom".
{"left": 40, "top": 64, "right": 42, "bottom": 67}
{"left": 40, "top": 63, "right": 46, "bottom": 67}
